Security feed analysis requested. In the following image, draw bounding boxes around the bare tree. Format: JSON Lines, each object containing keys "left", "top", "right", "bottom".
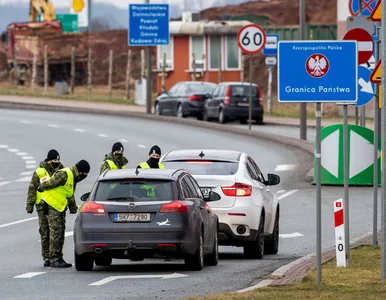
{"left": 90, "top": 17, "right": 113, "bottom": 31}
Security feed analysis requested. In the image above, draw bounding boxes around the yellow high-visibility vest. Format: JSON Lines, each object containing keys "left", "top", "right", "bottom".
{"left": 106, "top": 159, "right": 126, "bottom": 170}
{"left": 35, "top": 167, "right": 50, "bottom": 204}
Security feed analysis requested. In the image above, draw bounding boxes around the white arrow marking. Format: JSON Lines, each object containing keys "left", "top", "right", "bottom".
{"left": 14, "top": 272, "right": 45, "bottom": 278}
{"left": 358, "top": 78, "right": 374, "bottom": 94}
{"left": 321, "top": 129, "right": 339, "bottom": 178}
{"left": 279, "top": 232, "right": 304, "bottom": 239}
{"left": 89, "top": 273, "right": 188, "bottom": 286}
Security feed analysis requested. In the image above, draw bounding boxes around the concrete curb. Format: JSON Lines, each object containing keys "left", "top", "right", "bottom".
{"left": 0, "top": 100, "right": 315, "bottom": 167}
{"left": 236, "top": 231, "right": 374, "bottom": 293}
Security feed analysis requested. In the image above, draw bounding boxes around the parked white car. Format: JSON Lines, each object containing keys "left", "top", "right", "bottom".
{"left": 160, "top": 149, "right": 280, "bottom": 259}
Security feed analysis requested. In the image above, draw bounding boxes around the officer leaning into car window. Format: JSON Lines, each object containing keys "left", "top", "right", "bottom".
{"left": 26, "top": 149, "right": 64, "bottom": 267}
{"left": 37, "top": 159, "right": 90, "bottom": 268}
{"left": 100, "top": 142, "right": 128, "bottom": 175}
{"left": 137, "top": 145, "right": 165, "bottom": 169}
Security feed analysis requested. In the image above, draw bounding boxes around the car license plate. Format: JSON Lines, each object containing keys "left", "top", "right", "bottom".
{"left": 238, "top": 103, "right": 249, "bottom": 107}
{"left": 200, "top": 188, "right": 211, "bottom": 197}
{"left": 114, "top": 213, "right": 151, "bottom": 222}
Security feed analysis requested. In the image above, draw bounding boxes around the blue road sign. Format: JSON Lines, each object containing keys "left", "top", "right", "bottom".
{"left": 263, "top": 34, "right": 279, "bottom": 56}
{"left": 278, "top": 41, "right": 358, "bottom": 103}
{"left": 128, "top": 4, "right": 169, "bottom": 46}
{"left": 353, "top": 66, "right": 374, "bottom": 107}
{"left": 349, "top": 0, "right": 377, "bottom": 16}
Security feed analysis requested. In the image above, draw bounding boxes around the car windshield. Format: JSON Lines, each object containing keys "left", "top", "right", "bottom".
{"left": 231, "top": 85, "right": 258, "bottom": 97}
{"left": 162, "top": 160, "right": 239, "bottom": 175}
{"left": 189, "top": 83, "right": 216, "bottom": 94}
{"left": 94, "top": 179, "right": 174, "bottom": 202}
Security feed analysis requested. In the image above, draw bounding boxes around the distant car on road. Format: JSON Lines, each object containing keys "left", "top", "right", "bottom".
{"left": 74, "top": 168, "right": 221, "bottom": 271}
{"left": 161, "top": 149, "right": 280, "bottom": 259}
{"left": 154, "top": 81, "right": 217, "bottom": 120}
{"left": 203, "top": 82, "right": 264, "bottom": 124}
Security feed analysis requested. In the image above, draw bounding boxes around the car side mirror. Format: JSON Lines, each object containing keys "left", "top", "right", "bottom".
{"left": 266, "top": 174, "right": 280, "bottom": 186}
{"left": 80, "top": 192, "right": 90, "bottom": 202}
{"left": 207, "top": 191, "right": 221, "bottom": 201}
{"left": 206, "top": 93, "right": 212, "bottom": 99}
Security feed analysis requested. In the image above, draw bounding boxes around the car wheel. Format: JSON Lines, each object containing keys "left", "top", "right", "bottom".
{"left": 239, "top": 118, "right": 248, "bottom": 124}
{"left": 177, "top": 104, "right": 186, "bottom": 118}
{"left": 265, "top": 208, "right": 279, "bottom": 255}
{"left": 204, "top": 226, "right": 219, "bottom": 266}
{"left": 255, "top": 115, "right": 264, "bottom": 125}
{"left": 154, "top": 103, "right": 161, "bottom": 115}
{"left": 219, "top": 109, "right": 227, "bottom": 124}
{"left": 75, "top": 250, "right": 94, "bottom": 271}
{"left": 243, "top": 214, "right": 264, "bottom": 259}
{"left": 185, "top": 230, "right": 204, "bottom": 271}
{"left": 95, "top": 258, "right": 112, "bottom": 266}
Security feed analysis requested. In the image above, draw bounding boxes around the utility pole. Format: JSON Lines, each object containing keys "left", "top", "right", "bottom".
{"left": 299, "top": 0, "right": 307, "bottom": 140}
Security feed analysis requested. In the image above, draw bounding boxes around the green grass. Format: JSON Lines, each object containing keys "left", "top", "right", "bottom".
{"left": 184, "top": 246, "right": 384, "bottom": 300}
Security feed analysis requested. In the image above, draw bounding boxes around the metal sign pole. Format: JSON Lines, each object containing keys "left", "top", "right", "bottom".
{"left": 249, "top": 54, "right": 252, "bottom": 130}
{"left": 299, "top": 0, "right": 307, "bottom": 140}
{"left": 145, "top": 0, "right": 152, "bottom": 114}
{"left": 343, "top": 104, "right": 350, "bottom": 266}
{"left": 381, "top": 0, "right": 386, "bottom": 280}
{"left": 267, "top": 66, "right": 273, "bottom": 114}
{"left": 316, "top": 102, "right": 322, "bottom": 284}
{"left": 373, "top": 23, "right": 380, "bottom": 247}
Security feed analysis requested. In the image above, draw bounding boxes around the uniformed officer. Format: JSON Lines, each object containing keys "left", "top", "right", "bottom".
{"left": 26, "top": 149, "right": 64, "bottom": 267}
{"left": 137, "top": 145, "right": 165, "bottom": 169}
{"left": 100, "top": 142, "right": 128, "bottom": 174}
{"left": 38, "top": 159, "right": 90, "bottom": 268}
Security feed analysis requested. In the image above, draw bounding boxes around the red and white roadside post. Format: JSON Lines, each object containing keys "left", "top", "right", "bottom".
{"left": 334, "top": 198, "right": 346, "bottom": 267}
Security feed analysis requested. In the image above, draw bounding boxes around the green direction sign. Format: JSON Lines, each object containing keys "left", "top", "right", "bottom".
{"left": 313, "top": 124, "right": 381, "bottom": 186}
{"left": 56, "top": 14, "right": 79, "bottom": 32}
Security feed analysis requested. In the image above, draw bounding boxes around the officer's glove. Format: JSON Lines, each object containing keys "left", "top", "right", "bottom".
{"left": 69, "top": 205, "right": 78, "bottom": 214}
{"left": 37, "top": 185, "right": 43, "bottom": 193}
{"left": 26, "top": 206, "right": 33, "bottom": 214}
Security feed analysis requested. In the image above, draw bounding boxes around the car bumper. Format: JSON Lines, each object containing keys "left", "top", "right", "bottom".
{"left": 185, "top": 102, "right": 205, "bottom": 116}
{"left": 218, "top": 223, "right": 258, "bottom": 246}
{"left": 223, "top": 106, "right": 263, "bottom": 118}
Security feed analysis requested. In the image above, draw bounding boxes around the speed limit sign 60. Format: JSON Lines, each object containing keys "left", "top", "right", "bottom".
{"left": 237, "top": 24, "right": 266, "bottom": 54}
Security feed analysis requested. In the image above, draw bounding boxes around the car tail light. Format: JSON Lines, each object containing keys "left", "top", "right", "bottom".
{"left": 160, "top": 201, "right": 189, "bottom": 213}
{"left": 221, "top": 183, "right": 252, "bottom": 197}
{"left": 224, "top": 86, "right": 231, "bottom": 106}
{"left": 81, "top": 201, "right": 106, "bottom": 214}
{"left": 189, "top": 95, "right": 204, "bottom": 102}
{"left": 257, "top": 86, "right": 261, "bottom": 99}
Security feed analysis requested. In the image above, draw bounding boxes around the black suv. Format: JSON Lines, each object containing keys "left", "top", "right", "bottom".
{"left": 203, "top": 82, "right": 264, "bottom": 124}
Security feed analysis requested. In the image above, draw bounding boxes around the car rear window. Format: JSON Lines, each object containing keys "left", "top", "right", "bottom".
{"left": 188, "top": 83, "right": 216, "bottom": 94}
{"left": 94, "top": 179, "right": 174, "bottom": 202}
{"left": 162, "top": 161, "right": 239, "bottom": 175}
{"left": 231, "top": 85, "right": 258, "bottom": 97}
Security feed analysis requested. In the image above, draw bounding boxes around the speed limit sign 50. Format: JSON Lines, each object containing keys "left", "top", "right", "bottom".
{"left": 237, "top": 24, "right": 267, "bottom": 54}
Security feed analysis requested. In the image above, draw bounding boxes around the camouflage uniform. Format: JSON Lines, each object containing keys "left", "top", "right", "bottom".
{"left": 99, "top": 153, "right": 128, "bottom": 174}
{"left": 40, "top": 165, "right": 79, "bottom": 263}
{"left": 26, "top": 161, "right": 64, "bottom": 262}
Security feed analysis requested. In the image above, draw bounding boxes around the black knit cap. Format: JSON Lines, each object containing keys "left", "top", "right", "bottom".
{"left": 76, "top": 159, "right": 90, "bottom": 173}
{"left": 46, "top": 149, "right": 60, "bottom": 161}
{"left": 149, "top": 145, "right": 161, "bottom": 156}
{"left": 112, "top": 142, "right": 124, "bottom": 153}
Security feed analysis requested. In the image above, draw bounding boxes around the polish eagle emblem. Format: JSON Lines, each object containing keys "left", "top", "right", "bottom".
{"left": 305, "top": 54, "right": 330, "bottom": 78}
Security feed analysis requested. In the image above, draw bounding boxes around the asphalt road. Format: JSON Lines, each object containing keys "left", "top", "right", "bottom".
{"left": 0, "top": 109, "right": 376, "bottom": 300}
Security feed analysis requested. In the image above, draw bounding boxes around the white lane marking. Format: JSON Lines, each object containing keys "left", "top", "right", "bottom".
{"left": 276, "top": 190, "right": 286, "bottom": 194}
{"left": 20, "top": 120, "right": 31, "bottom": 124}
{"left": 16, "top": 177, "right": 32, "bottom": 182}
{"left": 22, "top": 156, "right": 34, "bottom": 160}
{"left": 279, "top": 232, "right": 304, "bottom": 239}
{"left": 275, "top": 164, "right": 298, "bottom": 171}
{"left": 74, "top": 129, "right": 85, "bottom": 132}
{"left": 20, "top": 171, "right": 34, "bottom": 176}
{"left": 26, "top": 165, "right": 37, "bottom": 169}
{"left": 0, "top": 145, "right": 9, "bottom": 149}
{"left": 0, "top": 182, "right": 11, "bottom": 187}
{"left": 137, "top": 144, "right": 146, "bottom": 148}
{"left": 98, "top": 134, "right": 108, "bottom": 138}
{"left": 14, "top": 272, "right": 45, "bottom": 279}
{"left": 65, "top": 231, "right": 73, "bottom": 237}
{"left": 48, "top": 124, "right": 59, "bottom": 128}
{"left": 120, "top": 139, "right": 128, "bottom": 143}
{"left": 26, "top": 160, "right": 36, "bottom": 164}
{"left": 0, "top": 217, "right": 37, "bottom": 228}
{"left": 7, "top": 149, "right": 19, "bottom": 152}
{"left": 16, "top": 152, "right": 27, "bottom": 156}
{"left": 277, "top": 189, "right": 299, "bottom": 201}
{"left": 89, "top": 273, "right": 188, "bottom": 286}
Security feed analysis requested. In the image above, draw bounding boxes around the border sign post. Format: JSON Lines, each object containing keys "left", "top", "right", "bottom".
{"left": 237, "top": 24, "right": 266, "bottom": 130}
{"left": 334, "top": 198, "right": 346, "bottom": 267}
{"left": 278, "top": 40, "right": 358, "bottom": 284}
